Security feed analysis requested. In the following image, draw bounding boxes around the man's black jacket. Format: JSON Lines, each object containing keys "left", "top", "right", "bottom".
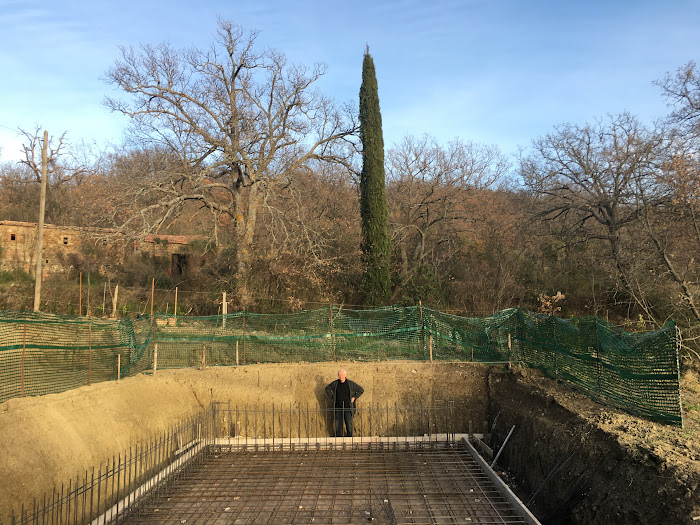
{"left": 325, "top": 379, "right": 364, "bottom": 414}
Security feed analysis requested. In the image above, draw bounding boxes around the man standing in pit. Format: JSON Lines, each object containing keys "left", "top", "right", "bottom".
{"left": 325, "top": 369, "right": 364, "bottom": 437}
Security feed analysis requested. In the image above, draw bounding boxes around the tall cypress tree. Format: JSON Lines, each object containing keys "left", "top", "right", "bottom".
{"left": 359, "top": 47, "right": 391, "bottom": 305}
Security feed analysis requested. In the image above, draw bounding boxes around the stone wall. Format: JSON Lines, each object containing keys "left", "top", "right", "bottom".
{"left": 0, "top": 220, "right": 127, "bottom": 275}
{"left": 0, "top": 222, "right": 208, "bottom": 277}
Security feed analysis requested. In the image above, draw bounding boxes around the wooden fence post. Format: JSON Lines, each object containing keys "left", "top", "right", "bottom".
{"left": 508, "top": 332, "right": 512, "bottom": 369}
{"left": 242, "top": 313, "right": 246, "bottom": 365}
{"left": 329, "top": 304, "right": 336, "bottom": 361}
{"left": 174, "top": 287, "right": 178, "bottom": 323}
{"left": 236, "top": 340, "right": 239, "bottom": 366}
{"left": 153, "top": 343, "right": 158, "bottom": 376}
{"left": 429, "top": 334, "right": 433, "bottom": 362}
{"left": 117, "top": 354, "right": 121, "bottom": 381}
{"left": 21, "top": 319, "right": 26, "bottom": 397}
{"left": 222, "top": 291, "right": 227, "bottom": 329}
{"left": 419, "top": 300, "right": 424, "bottom": 357}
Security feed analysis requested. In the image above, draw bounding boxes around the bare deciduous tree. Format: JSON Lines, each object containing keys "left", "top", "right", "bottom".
{"left": 656, "top": 60, "right": 700, "bottom": 141}
{"left": 519, "top": 113, "right": 669, "bottom": 321}
{"left": 258, "top": 162, "right": 361, "bottom": 307}
{"left": 3, "top": 127, "right": 89, "bottom": 225}
{"left": 104, "top": 19, "right": 356, "bottom": 306}
{"left": 386, "top": 134, "right": 509, "bottom": 302}
{"left": 647, "top": 61, "right": 700, "bottom": 330}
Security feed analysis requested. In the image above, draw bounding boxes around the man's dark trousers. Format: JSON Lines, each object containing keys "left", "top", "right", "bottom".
{"left": 334, "top": 404, "right": 353, "bottom": 437}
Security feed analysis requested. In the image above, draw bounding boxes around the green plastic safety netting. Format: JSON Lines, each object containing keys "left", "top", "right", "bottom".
{"left": 0, "top": 306, "right": 682, "bottom": 425}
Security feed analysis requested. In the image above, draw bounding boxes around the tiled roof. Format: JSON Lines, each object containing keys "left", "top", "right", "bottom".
{"left": 142, "top": 234, "right": 207, "bottom": 245}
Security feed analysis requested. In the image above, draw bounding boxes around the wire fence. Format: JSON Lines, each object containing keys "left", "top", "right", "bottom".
{"left": 0, "top": 306, "right": 683, "bottom": 425}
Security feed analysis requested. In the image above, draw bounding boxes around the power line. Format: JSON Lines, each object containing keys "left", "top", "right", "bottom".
{"left": 0, "top": 122, "right": 19, "bottom": 133}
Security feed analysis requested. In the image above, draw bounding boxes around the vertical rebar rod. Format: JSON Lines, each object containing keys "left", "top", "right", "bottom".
{"left": 80, "top": 471, "right": 85, "bottom": 525}
{"left": 116, "top": 454, "right": 121, "bottom": 520}
{"left": 127, "top": 447, "right": 132, "bottom": 514}
{"left": 110, "top": 456, "right": 116, "bottom": 521}
{"left": 385, "top": 401, "right": 390, "bottom": 442}
{"left": 394, "top": 402, "right": 398, "bottom": 443}
{"left": 96, "top": 468, "right": 101, "bottom": 521}
{"left": 73, "top": 473, "right": 78, "bottom": 525}
{"left": 58, "top": 483, "right": 64, "bottom": 525}
{"left": 90, "top": 467, "right": 94, "bottom": 522}
{"left": 88, "top": 323, "right": 92, "bottom": 386}
{"left": 369, "top": 403, "right": 373, "bottom": 437}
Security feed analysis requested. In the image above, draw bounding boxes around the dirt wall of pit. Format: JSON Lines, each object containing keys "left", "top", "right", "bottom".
{"left": 487, "top": 368, "right": 699, "bottom": 525}
{"left": 0, "top": 361, "right": 488, "bottom": 518}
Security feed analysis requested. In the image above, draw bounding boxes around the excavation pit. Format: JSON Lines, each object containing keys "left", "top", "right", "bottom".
{"left": 0, "top": 362, "right": 698, "bottom": 524}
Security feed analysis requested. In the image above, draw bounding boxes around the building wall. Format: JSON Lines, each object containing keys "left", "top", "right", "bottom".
{"left": 133, "top": 234, "right": 209, "bottom": 275}
{"left": 0, "top": 220, "right": 127, "bottom": 276}
{"left": 0, "top": 222, "right": 209, "bottom": 277}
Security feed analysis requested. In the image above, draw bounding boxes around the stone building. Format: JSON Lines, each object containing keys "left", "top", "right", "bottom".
{"left": 133, "top": 234, "right": 210, "bottom": 275}
{"left": 0, "top": 220, "right": 127, "bottom": 276}
{"left": 0, "top": 221, "right": 208, "bottom": 277}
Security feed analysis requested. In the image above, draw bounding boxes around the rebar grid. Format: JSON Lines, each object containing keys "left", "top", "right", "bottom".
{"left": 4, "top": 403, "right": 537, "bottom": 525}
{"left": 121, "top": 442, "right": 529, "bottom": 524}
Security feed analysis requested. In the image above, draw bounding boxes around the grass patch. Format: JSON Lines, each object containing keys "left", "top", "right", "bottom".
{"left": 0, "top": 270, "right": 33, "bottom": 284}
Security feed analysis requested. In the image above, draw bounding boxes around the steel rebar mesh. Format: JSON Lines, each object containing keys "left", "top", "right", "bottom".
{"left": 4, "top": 402, "right": 536, "bottom": 525}
{"left": 120, "top": 443, "right": 529, "bottom": 524}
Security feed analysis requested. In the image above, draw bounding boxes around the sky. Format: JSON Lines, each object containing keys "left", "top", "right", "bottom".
{"left": 1, "top": 0, "right": 699, "bottom": 164}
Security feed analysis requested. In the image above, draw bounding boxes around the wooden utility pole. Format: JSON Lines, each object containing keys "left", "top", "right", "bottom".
{"left": 32, "top": 130, "right": 48, "bottom": 312}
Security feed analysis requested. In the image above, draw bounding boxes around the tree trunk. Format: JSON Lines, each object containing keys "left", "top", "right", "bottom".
{"left": 235, "top": 185, "right": 263, "bottom": 309}
{"left": 607, "top": 226, "right": 658, "bottom": 325}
